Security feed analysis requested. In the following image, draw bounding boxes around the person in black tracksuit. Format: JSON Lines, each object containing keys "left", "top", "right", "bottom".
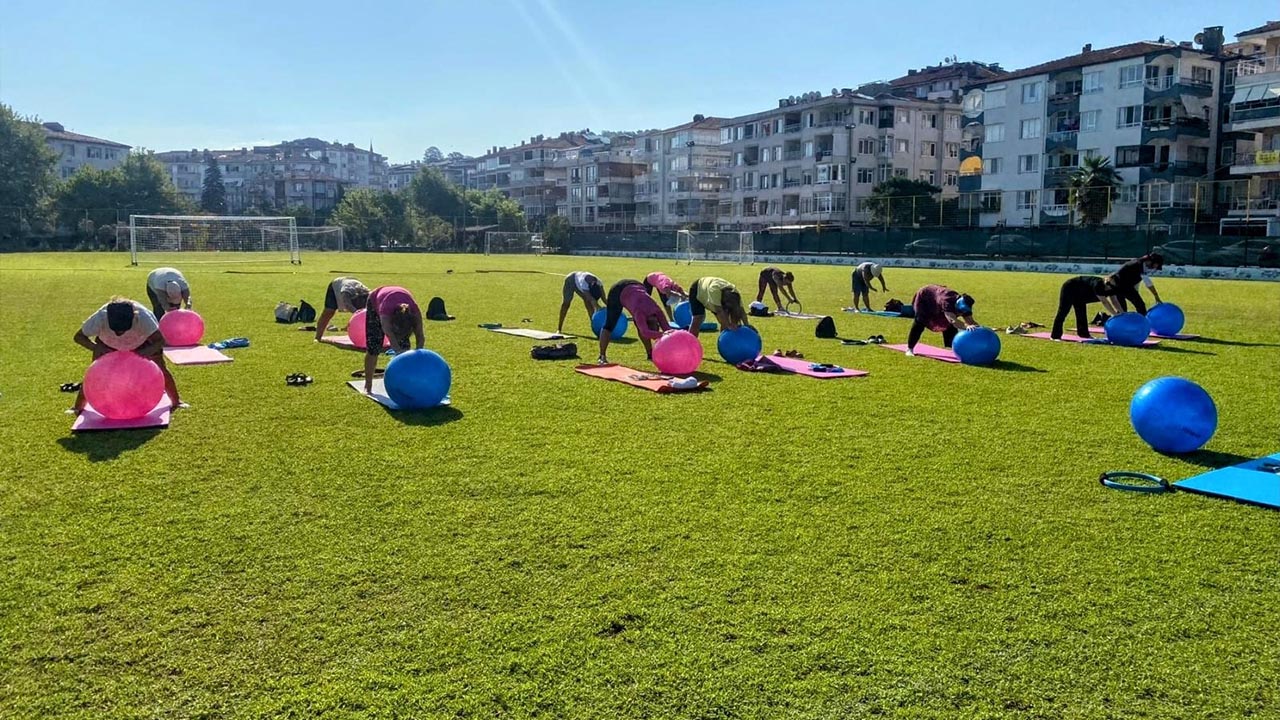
{"left": 1051, "top": 276, "right": 1123, "bottom": 340}
{"left": 1106, "top": 253, "right": 1164, "bottom": 315}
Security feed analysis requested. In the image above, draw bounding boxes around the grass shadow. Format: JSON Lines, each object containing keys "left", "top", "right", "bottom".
{"left": 1182, "top": 337, "right": 1280, "bottom": 349}
{"left": 692, "top": 370, "right": 724, "bottom": 383}
{"left": 58, "top": 429, "right": 163, "bottom": 462}
{"left": 1167, "top": 449, "right": 1257, "bottom": 470}
{"left": 1149, "top": 344, "right": 1216, "bottom": 356}
{"left": 984, "top": 359, "right": 1047, "bottom": 373}
{"left": 381, "top": 405, "right": 465, "bottom": 427}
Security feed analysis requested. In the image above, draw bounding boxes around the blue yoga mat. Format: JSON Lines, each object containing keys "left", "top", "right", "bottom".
{"left": 843, "top": 309, "right": 907, "bottom": 318}
{"left": 1173, "top": 453, "right": 1280, "bottom": 510}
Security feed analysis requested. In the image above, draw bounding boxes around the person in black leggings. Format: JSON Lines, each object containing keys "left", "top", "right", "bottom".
{"left": 1106, "top": 253, "right": 1164, "bottom": 315}
{"left": 1051, "top": 276, "right": 1123, "bottom": 340}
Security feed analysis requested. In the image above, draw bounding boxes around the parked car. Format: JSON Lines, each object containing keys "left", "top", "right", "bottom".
{"left": 1201, "top": 240, "right": 1275, "bottom": 267}
{"left": 984, "top": 234, "right": 1057, "bottom": 257}
{"left": 901, "top": 237, "right": 974, "bottom": 256}
{"left": 1150, "top": 240, "right": 1200, "bottom": 265}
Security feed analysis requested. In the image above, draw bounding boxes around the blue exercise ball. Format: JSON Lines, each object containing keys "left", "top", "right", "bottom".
{"left": 1105, "top": 312, "right": 1151, "bottom": 346}
{"left": 1146, "top": 303, "right": 1185, "bottom": 337}
{"left": 717, "top": 326, "right": 762, "bottom": 364}
{"left": 673, "top": 301, "right": 692, "bottom": 329}
{"left": 1130, "top": 376, "right": 1217, "bottom": 454}
{"left": 384, "top": 349, "right": 451, "bottom": 409}
{"left": 591, "top": 308, "right": 628, "bottom": 339}
{"left": 952, "top": 327, "right": 1001, "bottom": 365}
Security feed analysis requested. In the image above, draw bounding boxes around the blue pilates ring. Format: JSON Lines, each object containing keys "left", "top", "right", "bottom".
{"left": 1099, "top": 471, "right": 1171, "bottom": 493}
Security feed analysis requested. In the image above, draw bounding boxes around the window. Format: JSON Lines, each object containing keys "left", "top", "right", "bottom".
{"left": 1016, "top": 190, "right": 1039, "bottom": 210}
{"left": 1080, "top": 110, "right": 1101, "bottom": 132}
{"left": 963, "top": 92, "right": 984, "bottom": 113}
{"left": 857, "top": 167, "right": 874, "bottom": 183}
{"left": 1020, "top": 118, "right": 1042, "bottom": 139}
{"left": 947, "top": 114, "right": 962, "bottom": 129}
{"left": 985, "top": 88, "right": 1007, "bottom": 108}
{"left": 570, "top": 168, "right": 581, "bottom": 183}
{"left": 570, "top": 206, "right": 582, "bottom": 222}
{"left": 919, "top": 169, "right": 936, "bottom": 184}
{"left": 897, "top": 110, "right": 910, "bottom": 124}
{"left": 922, "top": 113, "right": 938, "bottom": 129}
{"left": 1080, "top": 148, "right": 1100, "bottom": 162}
{"left": 803, "top": 141, "right": 814, "bottom": 157}
{"left": 986, "top": 123, "right": 1006, "bottom": 143}
{"left": 760, "top": 174, "right": 771, "bottom": 189}
{"left": 893, "top": 168, "right": 909, "bottom": 178}
{"left": 1082, "top": 71, "right": 1104, "bottom": 94}
{"left": 571, "top": 186, "right": 582, "bottom": 201}
{"left": 586, "top": 186, "right": 597, "bottom": 201}
{"left": 584, "top": 207, "right": 595, "bottom": 222}
{"left": 1119, "top": 65, "right": 1143, "bottom": 88}
{"left": 1021, "top": 82, "right": 1042, "bottom": 104}
{"left": 60, "top": 166, "right": 74, "bottom": 178}
{"left": 721, "top": 128, "right": 733, "bottom": 144}
{"left": 896, "top": 139, "right": 910, "bottom": 153}
{"left": 734, "top": 152, "right": 744, "bottom": 167}
{"left": 1111, "top": 185, "right": 1134, "bottom": 204}
{"left": 944, "top": 171, "right": 958, "bottom": 187}
{"left": 586, "top": 166, "right": 597, "bottom": 183}
{"left": 744, "top": 171, "right": 756, "bottom": 188}
{"left": 1117, "top": 105, "right": 1142, "bottom": 128}
{"left": 1222, "top": 146, "right": 1236, "bottom": 166}
{"left": 858, "top": 109, "right": 876, "bottom": 124}
{"left": 983, "top": 157, "right": 1003, "bottom": 174}
{"left": 1187, "top": 146, "right": 1209, "bottom": 165}
{"left": 878, "top": 164, "right": 892, "bottom": 182}
{"left": 946, "top": 142, "right": 960, "bottom": 158}
{"left": 293, "top": 182, "right": 305, "bottom": 192}
{"left": 1018, "top": 154, "right": 1040, "bottom": 173}
{"left": 1116, "top": 145, "right": 1144, "bottom": 166}
{"left": 921, "top": 141, "right": 937, "bottom": 158}
{"left": 858, "top": 138, "right": 875, "bottom": 154}
{"left": 86, "top": 146, "right": 102, "bottom": 158}
{"left": 1192, "top": 65, "right": 1213, "bottom": 85}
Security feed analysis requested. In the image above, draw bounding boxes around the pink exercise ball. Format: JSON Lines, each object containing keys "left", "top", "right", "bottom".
{"left": 159, "top": 309, "right": 204, "bottom": 347}
{"left": 652, "top": 330, "right": 703, "bottom": 375}
{"left": 83, "top": 351, "right": 166, "bottom": 420}
{"left": 347, "top": 309, "right": 390, "bottom": 349}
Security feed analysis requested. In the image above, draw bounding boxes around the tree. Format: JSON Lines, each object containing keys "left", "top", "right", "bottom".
{"left": 53, "top": 153, "right": 190, "bottom": 235}
{"left": 1069, "top": 155, "right": 1122, "bottom": 227}
{"left": 331, "top": 188, "right": 389, "bottom": 249}
{"left": 544, "top": 214, "right": 570, "bottom": 248}
{"left": 423, "top": 146, "right": 443, "bottom": 163}
{"left": 0, "top": 104, "right": 58, "bottom": 243}
{"left": 408, "top": 166, "right": 465, "bottom": 220}
{"left": 466, "top": 188, "right": 525, "bottom": 231}
{"left": 200, "top": 152, "right": 227, "bottom": 214}
{"left": 864, "top": 177, "right": 941, "bottom": 227}
{"left": 446, "top": 152, "right": 467, "bottom": 161}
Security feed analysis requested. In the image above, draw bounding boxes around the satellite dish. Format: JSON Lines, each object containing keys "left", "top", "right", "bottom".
{"left": 832, "top": 88, "right": 838, "bottom": 96}
{"left": 1194, "top": 33, "right": 1205, "bottom": 44}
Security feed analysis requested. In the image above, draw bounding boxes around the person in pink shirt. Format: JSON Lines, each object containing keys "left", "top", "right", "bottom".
{"left": 906, "top": 284, "right": 979, "bottom": 355}
{"left": 598, "top": 279, "right": 671, "bottom": 364}
{"left": 362, "top": 285, "right": 424, "bottom": 393}
{"left": 642, "top": 271, "right": 688, "bottom": 320}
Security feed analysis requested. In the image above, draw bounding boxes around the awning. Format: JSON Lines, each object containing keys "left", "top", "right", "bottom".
{"left": 1232, "top": 82, "right": 1280, "bottom": 104}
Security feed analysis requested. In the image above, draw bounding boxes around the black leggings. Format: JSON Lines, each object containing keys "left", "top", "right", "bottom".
{"left": 1052, "top": 277, "right": 1102, "bottom": 339}
{"left": 145, "top": 286, "right": 167, "bottom": 320}
{"left": 1114, "top": 284, "right": 1147, "bottom": 315}
{"left": 688, "top": 279, "right": 706, "bottom": 316}
{"left": 603, "top": 280, "right": 640, "bottom": 334}
{"left": 907, "top": 321, "right": 957, "bottom": 350}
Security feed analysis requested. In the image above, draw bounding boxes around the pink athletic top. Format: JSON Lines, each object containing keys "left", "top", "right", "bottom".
{"left": 622, "top": 283, "right": 671, "bottom": 340}
{"left": 645, "top": 272, "right": 683, "bottom": 296}
{"left": 370, "top": 286, "right": 419, "bottom": 318}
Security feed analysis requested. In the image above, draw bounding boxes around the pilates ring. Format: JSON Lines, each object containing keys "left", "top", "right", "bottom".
{"left": 786, "top": 300, "right": 802, "bottom": 315}
{"left": 1099, "top": 471, "right": 1171, "bottom": 493}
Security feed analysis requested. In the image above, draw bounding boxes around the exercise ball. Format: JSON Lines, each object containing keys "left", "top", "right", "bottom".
{"left": 653, "top": 330, "right": 703, "bottom": 375}
{"left": 591, "top": 308, "right": 629, "bottom": 339}
{"left": 158, "top": 309, "right": 204, "bottom": 347}
{"left": 347, "top": 309, "right": 391, "bottom": 349}
{"left": 384, "top": 349, "right": 451, "bottom": 409}
{"left": 1130, "top": 376, "right": 1217, "bottom": 453}
{"left": 83, "top": 351, "right": 165, "bottom": 420}
{"left": 717, "top": 326, "right": 762, "bottom": 364}
{"left": 673, "top": 301, "right": 692, "bottom": 329}
{"left": 952, "top": 327, "right": 1001, "bottom": 366}
{"left": 1146, "top": 303, "right": 1185, "bottom": 337}
{"left": 1105, "top": 312, "right": 1151, "bottom": 347}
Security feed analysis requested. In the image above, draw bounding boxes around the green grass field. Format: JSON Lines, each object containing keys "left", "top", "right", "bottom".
{"left": 2, "top": 251, "right": 1278, "bottom": 719}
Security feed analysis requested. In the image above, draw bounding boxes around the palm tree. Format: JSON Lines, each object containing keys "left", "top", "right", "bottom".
{"left": 1068, "top": 155, "right": 1122, "bottom": 227}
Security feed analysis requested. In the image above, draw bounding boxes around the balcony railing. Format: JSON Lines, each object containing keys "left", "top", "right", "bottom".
{"left": 1042, "top": 204, "right": 1071, "bottom": 216}
{"left": 783, "top": 179, "right": 802, "bottom": 188}
{"left": 1228, "top": 104, "right": 1280, "bottom": 125}
{"left": 1144, "top": 75, "right": 1214, "bottom": 91}
{"left": 1234, "top": 55, "right": 1280, "bottom": 79}
{"left": 783, "top": 150, "right": 802, "bottom": 161}
{"left": 1044, "top": 166, "right": 1077, "bottom": 178}
{"left": 1047, "top": 130, "right": 1078, "bottom": 143}
{"left": 783, "top": 123, "right": 802, "bottom": 133}
{"left": 1234, "top": 150, "right": 1280, "bottom": 167}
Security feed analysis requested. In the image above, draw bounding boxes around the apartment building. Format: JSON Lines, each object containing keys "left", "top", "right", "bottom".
{"left": 152, "top": 149, "right": 258, "bottom": 212}
{"left": 155, "top": 145, "right": 345, "bottom": 214}
{"left": 1222, "top": 20, "right": 1280, "bottom": 232}
{"left": 554, "top": 135, "right": 645, "bottom": 230}
{"left": 257, "top": 139, "right": 388, "bottom": 191}
{"left": 469, "top": 132, "right": 591, "bottom": 224}
{"left": 862, "top": 61, "right": 1005, "bottom": 101}
{"left": 388, "top": 162, "right": 421, "bottom": 192}
{"left": 959, "top": 35, "right": 1224, "bottom": 228}
{"left": 718, "top": 91, "right": 965, "bottom": 229}
{"left": 40, "top": 122, "right": 129, "bottom": 180}
{"left": 632, "top": 115, "right": 730, "bottom": 230}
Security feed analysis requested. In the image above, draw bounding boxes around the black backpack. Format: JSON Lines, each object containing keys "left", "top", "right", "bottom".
{"left": 815, "top": 316, "right": 837, "bottom": 339}
{"left": 297, "top": 300, "right": 317, "bottom": 323}
{"left": 426, "top": 296, "right": 454, "bottom": 321}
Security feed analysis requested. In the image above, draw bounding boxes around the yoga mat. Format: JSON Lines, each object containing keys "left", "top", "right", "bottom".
{"left": 319, "top": 335, "right": 360, "bottom": 350}
{"left": 575, "top": 364, "right": 707, "bottom": 393}
{"left": 487, "top": 328, "right": 573, "bottom": 340}
{"left": 163, "top": 346, "right": 232, "bottom": 365}
{"left": 347, "top": 379, "right": 451, "bottom": 410}
{"left": 670, "top": 321, "right": 719, "bottom": 332}
{"left": 1174, "top": 453, "right": 1280, "bottom": 510}
{"left": 843, "top": 308, "right": 908, "bottom": 318}
{"left": 879, "top": 344, "right": 961, "bottom": 363}
{"left": 759, "top": 354, "right": 869, "bottom": 378}
{"left": 72, "top": 396, "right": 171, "bottom": 432}
{"left": 775, "top": 311, "right": 826, "bottom": 320}
{"left": 1089, "top": 326, "right": 1199, "bottom": 340}
{"left": 1022, "top": 332, "right": 1159, "bottom": 347}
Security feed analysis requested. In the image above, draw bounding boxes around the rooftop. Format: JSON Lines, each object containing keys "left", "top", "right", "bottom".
{"left": 983, "top": 41, "right": 1188, "bottom": 84}
{"left": 40, "top": 122, "right": 130, "bottom": 149}
{"left": 1237, "top": 20, "right": 1280, "bottom": 39}
{"left": 888, "top": 61, "right": 1005, "bottom": 88}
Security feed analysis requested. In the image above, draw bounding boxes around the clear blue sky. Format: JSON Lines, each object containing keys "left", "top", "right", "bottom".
{"left": 1, "top": 0, "right": 1272, "bottom": 163}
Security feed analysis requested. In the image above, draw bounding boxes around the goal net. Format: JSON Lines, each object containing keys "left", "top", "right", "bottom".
{"left": 675, "top": 230, "right": 754, "bottom": 265}
{"left": 485, "top": 231, "right": 549, "bottom": 255}
{"left": 129, "top": 215, "right": 300, "bottom": 265}
{"left": 269, "top": 226, "right": 344, "bottom": 252}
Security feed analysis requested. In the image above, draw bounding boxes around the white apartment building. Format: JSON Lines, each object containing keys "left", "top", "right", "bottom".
{"left": 1223, "top": 20, "right": 1280, "bottom": 233}
{"left": 554, "top": 136, "right": 644, "bottom": 230}
{"left": 960, "top": 37, "right": 1222, "bottom": 228}
{"left": 310, "top": 143, "right": 388, "bottom": 190}
{"left": 40, "top": 122, "right": 129, "bottom": 179}
{"left": 632, "top": 115, "right": 730, "bottom": 230}
{"left": 718, "top": 90, "right": 964, "bottom": 229}
{"left": 470, "top": 133, "right": 593, "bottom": 224}
{"left": 388, "top": 162, "right": 422, "bottom": 192}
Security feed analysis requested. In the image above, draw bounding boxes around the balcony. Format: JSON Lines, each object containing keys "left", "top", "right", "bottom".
{"left": 1226, "top": 103, "right": 1280, "bottom": 131}
{"left": 1046, "top": 130, "right": 1078, "bottom": 151}
{"left": 1044, "top": 166, "right": 1077, "bottom": 184}
{"left": 783, "top": 178, "right": 802, "bottom": 188}
{"left": 783, "top": 123, "right": 801, "bottom": 133}
{"left": 1230, "top": 150, "right": 1280, "bottom": 175}
{"left": 1144, "top": 74, "right": 1214, "bottom": 97}
{"left": 1233, "top": 55, "right": 1280, "bottom": 82}
{"left": 1141, "top": 115, "right": 1211, "bottom": 140}
{"left": 1139, "top": 160, "right": 1209, "bottom": 181}
{"left": 783, "top": 150, "right": 802, "bottom": 161}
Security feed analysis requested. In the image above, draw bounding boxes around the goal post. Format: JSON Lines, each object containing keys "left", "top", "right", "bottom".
{"left": 267, "top": 225, "right": 344, "bottom": 252}
{"left": 129, "top": 215, "right": 301, "bottom": 265}
{"left": 675, "top": 230, "right": 754, "bottom": 265}
{"left": 485, "top": 231, "right": 548, "bottom": 255}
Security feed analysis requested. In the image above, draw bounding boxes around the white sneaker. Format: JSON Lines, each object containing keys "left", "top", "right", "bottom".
{"left": 905, "top": 350, "right": 915, "bottom": 357}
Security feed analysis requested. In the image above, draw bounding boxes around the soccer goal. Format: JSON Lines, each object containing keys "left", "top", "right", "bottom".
{"left": 271, "top": 225, "right": 344, "bottom": 252}
{"left": 129, "top": 215, "right": 301, "bottom": 265}
{"left": 675, "top": 230, "right": 755, "bottom": 265}
{"left": 485, "top": 231, "right": 549, "bottom": 255}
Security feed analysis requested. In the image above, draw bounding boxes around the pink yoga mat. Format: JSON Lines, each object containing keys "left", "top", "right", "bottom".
{"left": 319, "top": 335, "right": 360, "bottom": 350}
{"left": 1024, "top": 332, "right": 1159, "bottom": 347}
{"left": 879, "top": 344, "right": 961, "bottom": 363}
{"left": 758, "top": 354, "right": 869, "bottom": 378}
{"left": 72, "top": 396, "right": 172, "bottom": 432}
{"left": 163, "top": 346, "right": 232, "bottom": 365}
{"left": 1089, "top": 326, "right": 1198, "bottom": 340}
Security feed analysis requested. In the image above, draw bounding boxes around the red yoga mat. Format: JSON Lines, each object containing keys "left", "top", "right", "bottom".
{"left": 575, "top": 364, "right": 708, "bottom": 393}
{"left": 879, "top": 343, "right": 961, "bottom": 363}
